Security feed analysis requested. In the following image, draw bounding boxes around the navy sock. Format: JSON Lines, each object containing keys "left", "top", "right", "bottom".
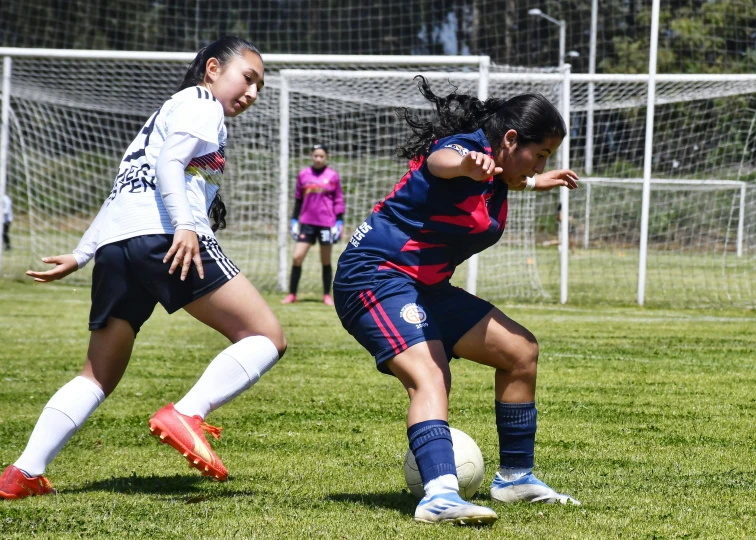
{"left": 322, "top": 264, "right": 332, "bottom": 295}
{"left": 495, "top": 401, "right": 537, "bottom": 469}
{"left": 289, "top": 265, "right": 302, "bottom": 295}
{"left": 407, "top": 419, "right": 457, "bottom": 484}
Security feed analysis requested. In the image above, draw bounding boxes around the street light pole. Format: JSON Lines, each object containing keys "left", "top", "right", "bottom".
{"left": 585, "top": 0, "right": 597, "bottom": 176}
{"left": 528, "top": 8, "right": 566, "bottom": 68}
{"left": 529, "top": 8, "right": 570, "bottom": 165}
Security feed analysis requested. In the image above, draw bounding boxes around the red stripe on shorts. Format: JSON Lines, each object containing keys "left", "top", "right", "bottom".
{"left": 359, "top": 290, "right": 401, "bottom": 355}
{"left": 365, "top": 290, "right": 408, "bottom": 350}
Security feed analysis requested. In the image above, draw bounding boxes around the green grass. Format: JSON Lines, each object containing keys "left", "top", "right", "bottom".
{"left": 0, "top": 280, "right": 755, "bottom": 538}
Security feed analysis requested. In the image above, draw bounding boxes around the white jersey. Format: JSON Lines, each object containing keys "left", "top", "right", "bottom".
{"left": 96, "top": 86, "right": 227, "bottom": 248}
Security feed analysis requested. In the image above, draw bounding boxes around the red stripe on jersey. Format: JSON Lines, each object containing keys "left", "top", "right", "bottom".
{"left": 188, "top": 151, "right": 225, "bottom": 172}
{"left": 429, "top": 194, "right": 492, "bottom": 234}
{"left": 360, "top": 291, "right": 401, "bottom": 355}
{"left": 365, "top": 290, "right": 407, "bottom": 350}
{"left": 373, "top": 156, "right": 425, "bottom": 213}
{"left": 377, "top": 261, "right": 453, "bottom": 286}
{"left": 496, "top": 198, "right": 509, "bottom": 230}
{"left": 400, "top": 239, "right": 446, "bottom": 252}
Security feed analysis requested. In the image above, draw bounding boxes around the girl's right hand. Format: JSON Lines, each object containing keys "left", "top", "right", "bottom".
{"left": 164, "top": 229, "right": 204, "bottom": 281}
{"left": 26, "top": 254, "right": 79, "bottom": 283}
{"left": 459, "top": 151, "right": 503, "bottom": 181}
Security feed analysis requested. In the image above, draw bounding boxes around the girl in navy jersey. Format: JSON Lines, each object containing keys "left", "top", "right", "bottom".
{"left": 282, "top": 144, "right": 345, "bottom": 306}
{"left": 1, "top": 37, "right": 285, "bottom": 500}
{"left": 334, "top": 77, "right": 580, "bottom": 525}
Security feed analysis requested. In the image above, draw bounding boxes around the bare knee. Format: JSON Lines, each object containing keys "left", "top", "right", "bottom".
{"left": 513, "top": 332, "right": 539, "bottom": 376}
{"left": 408, "top": 367, "right": 451, "bottom": 398}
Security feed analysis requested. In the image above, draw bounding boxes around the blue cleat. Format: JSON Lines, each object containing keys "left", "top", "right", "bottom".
{"left": 490, "top": 472, "right": 581, "bottom": 505}
{"left": 414, "top": 492, "right": 498, "bottom": 525}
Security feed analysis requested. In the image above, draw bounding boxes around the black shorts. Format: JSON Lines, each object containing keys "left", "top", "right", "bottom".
{"left": 89, "top": 234, "right": 240, "bottom": 334}
{"left": 296, "top": 224, "right": 335, "bottom": 245}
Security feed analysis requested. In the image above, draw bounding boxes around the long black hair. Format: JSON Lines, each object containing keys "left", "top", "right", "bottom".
{"left": 179, "top": 36, "right": 261, "bottom": 91}
{"left": 179, "top": 36, "right": 261, "bottom": 232}
{"left": 397, "top": 76, "right": 566, "bottom": 160}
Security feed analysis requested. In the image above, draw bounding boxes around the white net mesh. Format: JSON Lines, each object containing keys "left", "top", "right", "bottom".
{"left": 2, "top": 53, "right": 756, "bottom": 307}
{"left": 3, "top": 1, "right": 756, "bottom": 75}
{"left": 534, "top": 180, "right": 753, "bottom": 306}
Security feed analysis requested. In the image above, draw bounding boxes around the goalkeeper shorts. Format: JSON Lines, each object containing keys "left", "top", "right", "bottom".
{"left": 296, "top": 224, "right": 336, "bottom": 245}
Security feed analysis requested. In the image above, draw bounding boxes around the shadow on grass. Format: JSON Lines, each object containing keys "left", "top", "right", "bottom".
{"left": 327, "top": 491, "right": 416, "bottom": 515}
{"left": 328, "top": 491, "right": 498, "bottom": 517}
{"left": 66, "top": 473, "right": 256, "bottom": 498}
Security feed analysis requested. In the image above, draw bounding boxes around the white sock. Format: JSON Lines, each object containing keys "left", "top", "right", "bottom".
{"left": 174, "top": 335, "right": 279, "bottom": 419}
{"left": 14, "top": 376, "right": 105, "bottom": 477}
{"left": 499, "top": 467, "right": 532, "bottom": 481}
{"left": 424, "top": 474, "right": 459, "bottom": 498}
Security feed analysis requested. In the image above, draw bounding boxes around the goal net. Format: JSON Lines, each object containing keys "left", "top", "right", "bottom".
{"left": 1, "top": 51, "right": 755, "bottom": 307}
{"left": 542, "top": 75, "right": 756, "bottom": 307}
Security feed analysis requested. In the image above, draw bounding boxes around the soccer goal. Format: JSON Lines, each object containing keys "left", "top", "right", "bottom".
{"left": 1, "top": 48, "right": 755, "bottom": 307}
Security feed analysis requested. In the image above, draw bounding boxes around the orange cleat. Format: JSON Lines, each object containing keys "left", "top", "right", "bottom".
{"left": 323, "top": 294, "right": 334, "bottom": 306}
{"left": 0, "top": 465, "right": 56, "bottom": 500}
{"left": 149, "top": 403, "right": 228, "bottom": 481}
{"left": 281, "top": 293, "right": 297, "bottom": 304}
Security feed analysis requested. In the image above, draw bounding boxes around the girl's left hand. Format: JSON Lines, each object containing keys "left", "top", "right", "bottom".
{"left": 26, "top": 254, "right": 79, "bottom": 283}
{"left": 164, "top": 229, "right": 204, "bottom": 281}
{"left": 535, "top": 169, "right": 580, "bottom": 191}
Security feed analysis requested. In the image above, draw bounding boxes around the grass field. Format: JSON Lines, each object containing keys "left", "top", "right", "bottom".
{"left": 0, "top": 280, "right": 755, "bottom": 538}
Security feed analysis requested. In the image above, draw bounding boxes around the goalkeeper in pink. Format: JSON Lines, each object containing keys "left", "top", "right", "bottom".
{"left": 282, "top": 144, "right": 345, "bottom": 306}
{"left": 0, "top": 37, "right": 286, "bottom": 500}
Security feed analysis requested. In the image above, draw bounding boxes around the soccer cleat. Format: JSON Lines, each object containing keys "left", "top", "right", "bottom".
{"left": 323, "top": 294, "right": 334, "bottom": 306}
{"left": 0, "top": 465, "right": 56, "bottom": 500}
{"left": 414, "top": 492, "right": 498, "bottom": 525}
{"left": 149, "top": 403, "right": 228, "bottom": 481}
{"left": 281, "top": 293, "right": 297, "bottom": 304}
{"left": 490, "top": 471, "right": 580, "bottom": 505}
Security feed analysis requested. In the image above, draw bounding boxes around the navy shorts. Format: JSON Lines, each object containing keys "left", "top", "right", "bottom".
{"left": 90, "top": 234, "right": 240, "bottom": 334}
{"left": 334, "top": 279, "right": 494, "bottom": 375}
{"left": 297, "top": 224, "right": 335, "bottom": 245}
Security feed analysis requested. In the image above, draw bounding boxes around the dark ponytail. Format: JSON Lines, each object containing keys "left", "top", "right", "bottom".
{"left": 179, "top": 36, "right": 262, "bottom": 91}
{"left": 180, "top": 36, "right": 260, "bottom": 233}
{"left": 397, "top": 76, "right": 566, "bottom": 160}
{"left": 209, "top": 193, "right": 227, "bottom": 232}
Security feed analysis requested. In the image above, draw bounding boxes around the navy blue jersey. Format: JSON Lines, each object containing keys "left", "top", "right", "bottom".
{"left": 335, "top": 129, "right": 508, "bottom": 290}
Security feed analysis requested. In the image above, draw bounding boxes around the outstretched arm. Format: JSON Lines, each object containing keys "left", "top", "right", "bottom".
{"left": 26, "top": 198, "right": 111, "bottom": 283}
{"left": 506, "top": 169, "right": 579, "bottom": 192}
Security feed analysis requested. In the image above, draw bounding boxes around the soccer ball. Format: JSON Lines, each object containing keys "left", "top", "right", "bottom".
{"left": 403, "top": 427, "right": 485, "bottom": 500}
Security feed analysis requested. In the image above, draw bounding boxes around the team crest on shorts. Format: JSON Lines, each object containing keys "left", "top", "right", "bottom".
{"left": 400, "top": 303, "right": 429, "bottom": 329}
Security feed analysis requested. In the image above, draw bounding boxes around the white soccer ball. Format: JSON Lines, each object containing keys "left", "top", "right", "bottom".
{"left": 403, "top": 427, "right": 485, "bottom": 500}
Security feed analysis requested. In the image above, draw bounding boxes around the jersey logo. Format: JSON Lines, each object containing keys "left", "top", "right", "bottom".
{"left": 176, "top": 414, "right": 214, "bottom": 464}
{"left": 444, "top": 143, "right": 469, "bottom": 156}
{"left": 400, "top": 303, "right": 428, "bottom": 328}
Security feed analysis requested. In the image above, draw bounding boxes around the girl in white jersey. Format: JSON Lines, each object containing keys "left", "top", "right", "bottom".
{"left": 0, "top": 37, "right": 284, "bottom": 500}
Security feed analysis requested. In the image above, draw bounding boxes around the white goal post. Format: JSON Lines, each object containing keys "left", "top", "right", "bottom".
{"left": 1, "top": 47, "right": 755, "bottom": 307}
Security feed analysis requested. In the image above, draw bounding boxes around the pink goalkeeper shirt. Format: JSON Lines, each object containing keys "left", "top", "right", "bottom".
{"left": 295, "top": 166, "right": 345, "bottom": 227}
